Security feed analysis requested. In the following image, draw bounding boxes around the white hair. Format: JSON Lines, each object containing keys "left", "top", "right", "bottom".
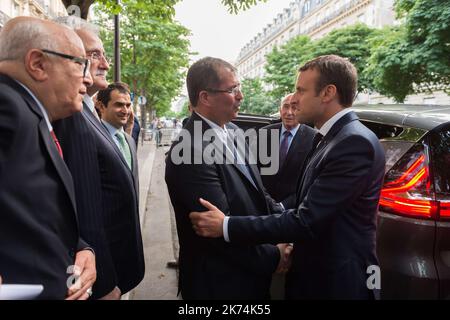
{"left": 0, "top": 18, "right": 63, "bottom": 62}
{"left": 53, "top": 15, "right": 99, "bottom": 36}
{"left": 280, "top": 93, "right": 293, "bottom": 105}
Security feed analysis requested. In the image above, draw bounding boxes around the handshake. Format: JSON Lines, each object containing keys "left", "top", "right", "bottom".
{"left": 275, "top": 243, "right": 293, "bottom": 274}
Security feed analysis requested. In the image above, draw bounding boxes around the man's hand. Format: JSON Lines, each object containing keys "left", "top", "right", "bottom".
{"left": 124, "top": 109, "right": 134, "bottom": 135}
{"left": 99, "top": 286, "right": 121, "bottom": 300}
{"left": 66, "top": 250, "right": 96, "bottom": 300}
{"left": 189, "top": 198, "right": 225, "bottom": 238}
{"left": 275, "top": 243, "right": 293, "bottom": 274}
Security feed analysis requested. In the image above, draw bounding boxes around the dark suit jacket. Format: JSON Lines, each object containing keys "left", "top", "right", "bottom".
{"left": 53, "top": 105, "right": 144, "bottom": 299}
{"left": 228, "top": 111, "right": 386, "bottom": 299}
{"left": 0, "top": 74, "right": 88, "bottom": 299}
{"left": 125, "top": 132, "right": 139, "bottom": 200}
{"left": 165, "top": 112, "right": 283, "bottom": 300}
{"left": 259, "top": 123, "right": 315, "bottom": 203}
{"left": 131, "top": 117, "right": 140, "bottom": 148}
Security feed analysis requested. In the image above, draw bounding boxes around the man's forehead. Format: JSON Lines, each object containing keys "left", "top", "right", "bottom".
{"left": 76, "top": 29, "right": 104, "bottom": 51}
{"left": 298, "top": 69, "right": 318, "bottom": 84}
{"left": 111, "top": 90, "right": 131, "bottom": 101}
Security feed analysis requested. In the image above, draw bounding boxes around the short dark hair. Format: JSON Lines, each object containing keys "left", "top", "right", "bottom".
{"left": 97, "top": 82, "right": 131, "bottom": 108}
{"left": 186, "top": 57, "right": 236, "bottom": 107}
{"left": 299, "top": 55, "right": 357, "bottom": 108}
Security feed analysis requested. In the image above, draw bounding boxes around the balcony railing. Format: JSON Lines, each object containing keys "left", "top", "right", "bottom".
{"left": 301, "top": 0, "right": 367, "bottom": 35}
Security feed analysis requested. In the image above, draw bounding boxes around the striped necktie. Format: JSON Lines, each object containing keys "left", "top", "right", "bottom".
{"left": 115, "top": 131, "right": 132, "bottom": 169}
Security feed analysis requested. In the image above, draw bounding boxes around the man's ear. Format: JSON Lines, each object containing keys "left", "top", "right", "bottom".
{"left": 95, "top": 99, "right": 106, "bottom": 111}
{"left": 25, "top": 49, "right": 49, "bottom": 81}
{"left": 321, "top": 84, "right": 337, "bottom": 103}
{"left": 198, "top": 90, "right": 210, "bottom": 106}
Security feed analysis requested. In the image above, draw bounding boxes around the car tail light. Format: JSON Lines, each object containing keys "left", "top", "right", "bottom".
{"left": 439, "top": 201, "right": 450, "bottom": 219}
{"left": 379, "top": 144, "right": 438, "bottom": 219}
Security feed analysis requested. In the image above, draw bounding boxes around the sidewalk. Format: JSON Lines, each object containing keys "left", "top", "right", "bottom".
{"left": 129, "top": 143, "right": 179, "bottom": 300}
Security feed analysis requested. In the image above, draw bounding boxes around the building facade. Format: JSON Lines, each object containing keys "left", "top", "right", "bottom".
{"left": 0, "top": 0, "right": 67, "bottom": 30}
{"left": 236, "top": 0, "right": 449, "bottom": 105}
{"left": 236, "top": 0, "right": 395, "bottom": 80}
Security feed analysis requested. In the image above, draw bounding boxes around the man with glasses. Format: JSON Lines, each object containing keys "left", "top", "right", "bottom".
{"left": 0, "top": 16, "right": 96, "bottom": 299}
{"left": 53, "top": 16, "right": 144, "bottom": 300}
{"left": 165, "top": 57, "right": 289, "bottom": 299}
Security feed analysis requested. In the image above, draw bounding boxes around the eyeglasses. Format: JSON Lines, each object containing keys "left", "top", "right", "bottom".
{"left": 87, "top": 50, "right": 111, "bottom": 65}
{"left": 42, "top": 49, "right": 91, "bottom": 79}
{"left": 206, "top": 84, "right": 241, "bottom": 96}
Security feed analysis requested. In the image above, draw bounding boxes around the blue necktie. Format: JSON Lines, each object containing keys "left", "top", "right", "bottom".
{"left": 279, "top": 130, "right": 291, "bottom": 166}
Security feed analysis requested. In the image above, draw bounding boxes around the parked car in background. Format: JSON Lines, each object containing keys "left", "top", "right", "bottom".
{"left": 352, "top": 104, "right": 450, "bottom": 300}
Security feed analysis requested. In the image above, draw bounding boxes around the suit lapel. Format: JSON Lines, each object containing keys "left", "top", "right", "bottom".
{"left": 0, "top": 75, "right": 78, "bottom": 215}
{"left": 82, "top": 106, "right": 130, "bottom": 170}
{"left": 296, "top": 111, "right": 359, "bottom": 203}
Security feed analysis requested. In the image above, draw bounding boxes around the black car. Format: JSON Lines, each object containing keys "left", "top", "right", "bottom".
{"left": 352, "top": 104, "right": 450, "bottom": 299}
{"left": 236, "top": 105, "right": 450, "bottom": 299}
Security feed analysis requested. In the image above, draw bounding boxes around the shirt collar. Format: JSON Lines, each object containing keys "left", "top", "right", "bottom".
{"left": 280, "top": 123, "right": 300, "bottom": 138}
{"left": 318, "top": 108, "right": 353, "bottom": 137}
{"left": 14, "top": 79, "right": 52, "bottom": 131}
{"left": 195, "top": 111, "right": 229, "bottom": 142}
{"left": 102, "top": 119, "right": 124, "bottom": 137}
{"left": 83, "top": 95, "right": 95, "bottom": 113}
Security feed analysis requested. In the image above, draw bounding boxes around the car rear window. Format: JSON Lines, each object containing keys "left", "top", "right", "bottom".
{"left": 429, "top": 125, "right": 450, "bottom": 199}
{"left": 360, "top": 120, "right": 413, "bottom": 172}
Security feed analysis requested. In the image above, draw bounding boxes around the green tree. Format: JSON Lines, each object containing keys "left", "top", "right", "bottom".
{"left": 367, "top": 0, "right": 450, "bottom": 102}
{"left": 63, "top": 0, "right": 266, "bottom": 18}
{"left": 264, "top": 24, "right": 380, "bottom": 102}
{"left": 240, "top": 78, "right": 278, "bottom": 115}
{"left": 96, "top": 0, "right": 191, "bottom": 128}
{"left": 264, "top": 35, "right": 313, "bottom": 99}
{"left": 312, "top": 23, "right": 381, "bottom": 92}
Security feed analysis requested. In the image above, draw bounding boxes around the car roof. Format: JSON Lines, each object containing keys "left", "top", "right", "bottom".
{"left": 352, "top": 104, "right": 450, "bottom": 131}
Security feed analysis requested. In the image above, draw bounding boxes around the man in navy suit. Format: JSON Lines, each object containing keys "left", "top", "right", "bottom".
{"left": 260, "top": 93, "right": 315, "bottom": 203}
{"left": 165, "top": 57, "right": 289, "bottom": 299}
{"left": 0, "top": 17, "right": 96, "bottom": 299}
{"left": 53, "top": 17, "right": 144, "bottom": 300}
{"left": 190, "top": 55, "right": 386, "bottom": 299}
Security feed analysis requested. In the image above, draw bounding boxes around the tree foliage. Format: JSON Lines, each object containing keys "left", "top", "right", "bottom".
{"left": 220, "top": 0, "right": 268, "bottom": 14}
{"left": 367, "top": 0, "right": 450, "bottom": 102}
{"left": 264, "top": 36, "right": 313, "bottom": 99}
{"left": 95, "top": 0, "right": 191, "bottom": 121}
{"left": 240, "top": 78, "right": 278, "bottom": 115}
{"left": 264, "top": 24, "right": 379, "bottom": 101}
{"left": 63, "top": 0, "right": 266, "bottom": 18}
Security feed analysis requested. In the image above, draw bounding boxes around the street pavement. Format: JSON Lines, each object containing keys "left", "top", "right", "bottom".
{"left": 128, "top": 141, "right": 180, "bottom": 300}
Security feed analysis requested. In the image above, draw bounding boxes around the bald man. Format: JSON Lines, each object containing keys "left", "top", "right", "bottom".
{"left": 260, "top": 93, "right": 315, "bottom": 203}
{"left": 0, "top": 17, "right": 95, "bottom": 299}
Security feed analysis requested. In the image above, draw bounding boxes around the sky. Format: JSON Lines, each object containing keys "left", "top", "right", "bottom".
{"left": 174, "top": 0, "right": 295, "bottom": 63}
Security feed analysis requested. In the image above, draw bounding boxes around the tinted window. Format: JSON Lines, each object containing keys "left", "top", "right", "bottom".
{"left": 429, "top": 125, "right": 450, "bottom": 199}
{"left": 360, "top": 121, "right": 404, "bottom": 139}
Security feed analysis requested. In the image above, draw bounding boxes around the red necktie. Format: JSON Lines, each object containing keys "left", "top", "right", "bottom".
{"left": 50, "top": 130, "right": 64, "bottom": 159}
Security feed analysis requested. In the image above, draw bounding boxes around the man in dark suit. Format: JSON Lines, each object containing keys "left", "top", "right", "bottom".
{"left": 190, "top": 55, "right": 386, "bottom": 299}
{"left": 165, "top": 57, "right": 289, "bottom": 300}
{"left": 97, "top": 82, "right": 139, "bottom": 197}
{"left": 0, "top": 17, "right": 96, "bottom": 299}
{"left": 260, "top": 93, "right": 315, "bottom": 203}
{"left": 53, "top": 17, "right": 144, "bottom": 300}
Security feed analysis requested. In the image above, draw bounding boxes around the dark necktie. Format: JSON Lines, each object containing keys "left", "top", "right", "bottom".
{"left": 279, "top": 130, "right": 291, "bottom": 167}
{"left": 306, "top": 132, "right": 323, "bottom": 164}
{"left": 295, "top": 131, "right": 323, "bottom": 202}
{"left": 50, "top": 130, "right": 63, "bottom": 159}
